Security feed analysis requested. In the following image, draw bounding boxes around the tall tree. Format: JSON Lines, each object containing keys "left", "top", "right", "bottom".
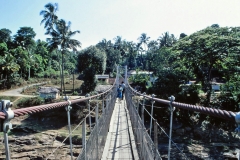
{"left": 172, "top": 26, "right": 240, "bottom": 104}
{"left": 158, "top": 32, "right": 177, "bottom": 48}
{"left": 40, "top": 3, "right": 59, "bottom": 34}
{"left": 77, "top": 46, "right": 106, "bottom": 93}
{"left": 13, "top": 27, "right": 36, "bottom": 79}
{"left": 137, "top": 33, "right": 150, "bottom": 70}
{"left": 0, "top": 28, "right": 12, "bottom": 43}
{"left": 47, "top": 19, "right": 81, "bottom": 97}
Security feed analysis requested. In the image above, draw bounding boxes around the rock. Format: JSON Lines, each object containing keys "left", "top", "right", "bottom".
{"left": 223, "top": 152, "right": 238, "bottom": 159}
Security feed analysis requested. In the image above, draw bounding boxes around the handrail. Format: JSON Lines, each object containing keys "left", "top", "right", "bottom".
{"left": 128, "top": 84, "right": 236, "bottom": 121}
{"left": 0, "top": 82, "right": 116, "bottom": 120}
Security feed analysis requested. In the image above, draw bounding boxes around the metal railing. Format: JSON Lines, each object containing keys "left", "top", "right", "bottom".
{"left": 125, "top": 87, "right": 162, "bottom": 160}
{"left": 77, "top": 88, "right": 117, "bottom": 159}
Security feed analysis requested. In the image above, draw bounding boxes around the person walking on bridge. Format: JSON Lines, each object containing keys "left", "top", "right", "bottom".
{"left": 121, "top": 81, "right": 125, "bottom": 100}
{"left": 117, "top": 85, "right": 123, "bottom": 100}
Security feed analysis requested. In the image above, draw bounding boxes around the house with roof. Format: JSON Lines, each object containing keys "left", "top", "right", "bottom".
{"left": 128, "top": 70, "right": 157, "bottom": 83}
{"left": 38, "top": 87, "right": 60, "bottom": 99}
{"left": 95, "top": 74, "right": 109, "bottom": 83}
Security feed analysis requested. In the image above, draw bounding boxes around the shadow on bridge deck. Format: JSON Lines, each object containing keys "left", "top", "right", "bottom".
{"left": 101, "top": 98, "right": 139, "bottom": 160}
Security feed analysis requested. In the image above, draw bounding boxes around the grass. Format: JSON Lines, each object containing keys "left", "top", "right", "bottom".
{"left": 0, "top": 96, "right": 19, "bottom": 102}
{"left": 0, "top": 96, "right": 24, "bottom": 108}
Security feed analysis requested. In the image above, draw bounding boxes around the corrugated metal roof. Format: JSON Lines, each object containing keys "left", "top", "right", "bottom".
{"left": 38, "top": 87, "right": 59, "bottom": 93}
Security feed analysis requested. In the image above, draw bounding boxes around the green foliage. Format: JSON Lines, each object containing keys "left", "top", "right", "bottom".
{"left": 17, "top": 97, "right": 44, "bottom": 108}
{"left": 77, "top": 46, "right": 106, "bottom": 74}
{"left": 105, "top": 48, "right": 121, "bottom": 73}
{"left": 77, "top": 46, "right": 106, "bottom": 93}
{"left": 178, "top": 84, "right": 202, "bottom": 104}
{"left": 129, "top": 69, "right": 150, "bottom": 92}
{"left": 72, "top": 91, "right": 78, "bottom": 95}
{"left": 80, "top": 68, "right": 97, "bottom": 93}
{"left": 0, "top": 28, "right": 12, "bottom": 43}
{"left": 171, "top": 26, "right": 240, "bottom": 104}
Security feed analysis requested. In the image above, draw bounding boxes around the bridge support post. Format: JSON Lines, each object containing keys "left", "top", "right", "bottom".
{"left": 0, "top": 100, "right": 14, "bottom": 160}
{"left": 96, "top": 103, "right": 99, "bottom": 159}
{"left": 86, "top": 94, "right": 92, "bottom": 132}
{"left": 102, "top": 95, "right": 105, "bottom": 115}
{"left": 137, "top": 93, "right": 140, "bottom": 115}
{"left": 150, "top": 94, "right": 155, "bottom": 137}
{"left": 154, "top": 119, "right": 158, "bottom": 159}
{"left": 65, "top": 101, "right": 73, "bottom": 160}
{"left": 168, "top": 95, "right": 175, "bottom": 160}
{"left": 141, "top": 92, "right": 146, "bottom": 125}
{"left": 82, "top": 118, "right": 86, "bottom": 159}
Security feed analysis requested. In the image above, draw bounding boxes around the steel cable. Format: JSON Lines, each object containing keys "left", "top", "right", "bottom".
{"left": 128, "top": 85, "right": 236, "bottom": 121}
{"left": 0, "top": 84, "right": 115, "bottom": 120}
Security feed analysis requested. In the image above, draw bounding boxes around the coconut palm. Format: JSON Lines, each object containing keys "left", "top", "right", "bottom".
{"left": 137, "top": 33, "right": 150, "bottom": 70}
{"left": 40, "top": 3, "right": 58, "bottom": 34}
{"left": 97, "top": 38, "right": 112, "bottom": 51}
{"left": 47, "top": 19, "right": 81, "bottom": 97}
{"left": 158, "top": 32, "right": 177, "bottom": 48}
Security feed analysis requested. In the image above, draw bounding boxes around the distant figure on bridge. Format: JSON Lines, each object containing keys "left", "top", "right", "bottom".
{"left": 117, "top": 85, "right": 123, "bottom": 100}
{"left": 121, "top": 81, "right": 125, "bottom": 100}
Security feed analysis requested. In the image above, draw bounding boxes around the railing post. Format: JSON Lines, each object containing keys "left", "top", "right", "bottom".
{"left": 137, "top": 95, "right": 140, "bottom": 114}
{"left": 82, "top": 118, "right": 86, "bottom": 159}
{"left": 154, "top": 119, "right": 158, "bottom": 159}
{"left": 168, "top": 95, "right": 175, "bottom": 160}
{"left": 0, "top": 100, "right": 14, "bottom": 160}
{"left": 65, "top": 100, "right": 73, "bottom": 160}
{"left": 116, "top": 65, "right": 119, "bottom": 87}
{"left": 150, "top": 94, "right": 155, "bottom": 137}
{"left": 102, "top": 95, "right": 105, "bottom": 115}
{"left": 124, "top": 65, "right": 127, "bottom": 85}
{"left": 96, "top": 103, "right": 99, "bottom": 159}
{"left": 85, "top": 94, "right": 91, "bottom": 132}
{"left": 141, "top": 92, "right": 146, "bottom": 125}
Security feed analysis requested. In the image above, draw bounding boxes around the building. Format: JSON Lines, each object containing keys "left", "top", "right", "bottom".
{"left": 38, "top": 87, "right": 60, "bottom": 99}
{"left": 95, "top": 74, "right": 109, "bottom": 83}
{"left": 128, "top": 70, "right": 157, "bottom": 83}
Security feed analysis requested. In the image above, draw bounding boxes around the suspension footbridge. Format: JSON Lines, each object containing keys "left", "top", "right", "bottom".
{"left": 0, "top": 67, "right": 240, "bottom": 160}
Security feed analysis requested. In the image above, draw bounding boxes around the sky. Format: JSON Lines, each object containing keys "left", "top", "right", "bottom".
{"left": 1, "top": 0, "right": 240, "bottom": 49}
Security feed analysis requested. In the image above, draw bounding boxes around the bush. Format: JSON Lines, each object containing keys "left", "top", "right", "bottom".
{"left": 17, "top": 97, "right": 44, "bottom": 108}
{"left": 72, "top": 91, "right": 78, "bottom": 95}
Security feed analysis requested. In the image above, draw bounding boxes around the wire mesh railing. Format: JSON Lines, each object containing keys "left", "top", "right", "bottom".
{"left": 125, "top": 87, "right": 162, "bottom": 160}
{"left": 77, "top": 89, "right": 117, "bottom": 160}
{"left": 0, "top": 82, "right": 117, "bottom": 160}
{"left": 126, "top": 81, "right": 240, "bottom": 160}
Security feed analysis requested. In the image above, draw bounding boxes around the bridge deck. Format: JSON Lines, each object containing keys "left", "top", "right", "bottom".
{"left": 101, "top": 98, "right": 139, "bottom": 160}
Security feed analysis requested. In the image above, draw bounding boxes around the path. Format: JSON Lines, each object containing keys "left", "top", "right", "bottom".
{"left": 0, "top": 82, "right": 47, "bottom": 97}
{"left": 101, "top": 99, "right": 139, "bottom": 160}
{"left": 0, "top": 82, "right": 83, "bottom": 99}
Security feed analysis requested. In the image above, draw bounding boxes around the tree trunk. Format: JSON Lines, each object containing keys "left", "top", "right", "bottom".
{"left": 28, "top": 66, "right": 30, "bottom": 80}
{"left": 57, "top": 51, "right": 63, "bottom": 96}
{"left": 72, "top": 70, "right": 75, "bottom": 93}
{"left": 62, "top": 52, "right": 66, "bottom": 98}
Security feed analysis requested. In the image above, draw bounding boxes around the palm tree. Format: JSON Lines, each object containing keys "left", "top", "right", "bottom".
{"left": 113, "top": 36, "right": 129, "bottom": 64}
{"left": 158, "top": 32, "right": 177, "bottom": 48}
{"left": 47, "top": 19, "right": 81, "bottom": 97}
{"left": 97, "top": 38, "right": 112, "bottom": 51}
{"left": 137, "top": 33, "right": 150, "bottom": 70}
{"left": 40, "top": 3, "right": 58, "bottom": 34}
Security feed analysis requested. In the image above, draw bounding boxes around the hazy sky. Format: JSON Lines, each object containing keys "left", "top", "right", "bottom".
{"left": 1, "top": 0, "right": 240, "bottom": 49}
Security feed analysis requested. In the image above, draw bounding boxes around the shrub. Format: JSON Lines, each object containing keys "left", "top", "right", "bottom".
{"left": 17, "top": 97, "right": 44, "bottom": 108}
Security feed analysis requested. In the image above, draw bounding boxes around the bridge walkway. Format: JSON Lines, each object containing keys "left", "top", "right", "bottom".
{"left": 101, "top": 98, "right": 139, "bottom": 160}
